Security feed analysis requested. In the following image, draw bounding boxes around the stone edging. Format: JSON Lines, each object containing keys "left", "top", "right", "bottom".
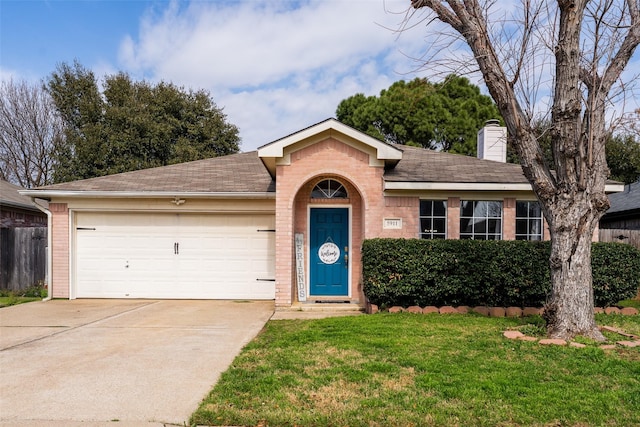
{"left": 366, "top": 304, "right": 640, "bottom": 317}
{"left": 504, "top": 326, "right": 640, "bottom": 349}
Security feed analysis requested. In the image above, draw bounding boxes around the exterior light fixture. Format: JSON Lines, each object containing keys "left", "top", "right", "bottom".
{"left": 171, "top": 197, "right": 186, "bottom": 206}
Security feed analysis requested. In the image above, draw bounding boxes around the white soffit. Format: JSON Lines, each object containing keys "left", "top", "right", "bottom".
{"left": 384, "top": 182, "right": 534, "bottom": 191}
{"left": 19, "top": 190, "right": 275, "bottom": 199}
{"left": 385, "top": 182, "right": 626, "bottom": 193}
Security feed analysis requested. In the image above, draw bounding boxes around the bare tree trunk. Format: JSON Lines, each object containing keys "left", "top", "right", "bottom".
{"left": 409, "top": 0, "right": 639, "bottom": 341}
{"left": 544, "top": 196, "right": 605, "bottom": 341}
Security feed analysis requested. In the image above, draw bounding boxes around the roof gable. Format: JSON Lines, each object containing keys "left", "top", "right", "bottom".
{"left": 258, "top": 118, "right": 402, "bottom": 176}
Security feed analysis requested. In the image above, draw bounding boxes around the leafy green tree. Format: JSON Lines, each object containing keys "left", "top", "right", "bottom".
{"left": 606, "top": 134, "right": 640, "bottom": 184}
{"left": 336, "top": 75, "right": 501, "bottom": 155}
{"left": 46, "top": 61, "right": 239, "bottom": 182}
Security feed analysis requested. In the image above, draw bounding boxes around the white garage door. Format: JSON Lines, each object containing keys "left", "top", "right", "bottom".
{"left": 75, "top": 212, "right": 275, "bottom": 299}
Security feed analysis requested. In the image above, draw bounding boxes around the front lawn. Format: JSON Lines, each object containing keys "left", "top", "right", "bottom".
{"left": 192, "top": 313, "right": 639, "bottom": 427}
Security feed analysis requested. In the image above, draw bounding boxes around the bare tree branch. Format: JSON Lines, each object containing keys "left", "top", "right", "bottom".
{"left": 409, "top": 0, "right": 640, "bottom": 341}
{"left": 0, "top": 79, "right": 64, "bottom": 187}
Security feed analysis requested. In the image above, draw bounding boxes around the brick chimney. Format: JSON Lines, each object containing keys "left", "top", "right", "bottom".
{"left": 477, "top": 119, "right": 507, "bottom": 162}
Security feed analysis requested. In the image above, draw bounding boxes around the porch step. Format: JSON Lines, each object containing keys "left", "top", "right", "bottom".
{"left": 301, "top": 302, "right": 364, "bottom": 312}
{"left": 272, "top": 302, "right": 364, "bottom": 319}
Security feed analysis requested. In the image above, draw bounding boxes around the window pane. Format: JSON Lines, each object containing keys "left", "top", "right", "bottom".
{"left": 461, "top": 201, "right": 474, "bottom": 217}
{"left": 420, "top": 200, "right": 447, "bottom": 239}
{"left": 516, "top": 201, "right": 528, "bottom": 217}
{"left": 432, "top": 218, "right": 446, "bottom": 234}
{"left": 488, "top": 219, "right": 501, "bottom": 234}
{"left": 529, "top": 203, "right": 541, "bottom": 217}
{"left": 311, "top": 179, "right": 347, "bottom": 199}
{"left": 516, "top": 219, "right": 528, "bottom": 235}
{"left": 460, "top": 200, "right": 503, "bottom": 240}
{"left": 487, "top": 201, "right": 502, "bottom": 218}
{"left": 420, "top": 200, "right": 433, "bottom": 217}
{"left": 516, "top": 200, "right": 543, "bottom": 240}
{"left": 474, "top": 201, "right": 488, "bottom": 217}
{"left": 530, "top": 219, "right": 542, "bottom": 235}
{"left": 433, "top": 201, "right": 446, "bottom": 216}
{"left": 420, "top": 218, "right": 432, "bottom": 234}
{"left": 460, "top": 218, "right": 472, "bottom": 233}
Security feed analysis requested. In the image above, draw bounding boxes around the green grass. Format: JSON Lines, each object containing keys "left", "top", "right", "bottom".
{"left": 0, "top": 296, "right": 41, "bottom": 307}
{"left": 618, "top": 298, "right": 640, "bottom": 310}
{"left": 0, "top": 284, "right": 47, "bottom": 307}
{"left": 192, "top": 313, "right": 639, "bottom": 427}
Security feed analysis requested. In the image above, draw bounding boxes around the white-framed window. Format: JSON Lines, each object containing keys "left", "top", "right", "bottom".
{"left": 311, "top": 179, "right": 347, "bottom": 199}
{"left": 460, "top": 200, "right": 502, "bottom": 240}
{"left": 419, "top": 200, "right": 447, "bottom": 239}
{"left": 516, "top": 201, "right": 543, "bottom": 240}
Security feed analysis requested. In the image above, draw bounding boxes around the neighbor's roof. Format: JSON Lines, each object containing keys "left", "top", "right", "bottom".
{"left": 606, "top": 180, "right": 640, "bottom": 214}
{"left": 24, "top": 151, "right": 275, "bottom": 197}
{"left": 0, "top": 180, "right": 43, "bottom": 210}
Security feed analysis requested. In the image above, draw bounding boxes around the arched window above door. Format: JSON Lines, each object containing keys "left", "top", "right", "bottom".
{"left": 311, "top": 179, "right": 348, "bottom": 199}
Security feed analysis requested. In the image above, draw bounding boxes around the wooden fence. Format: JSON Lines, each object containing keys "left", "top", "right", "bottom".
{"left": 599, "top": 228, "right": 640, "bottom": 250}
{"left": 0, "top": 227, "right": 47, "bottom": 292}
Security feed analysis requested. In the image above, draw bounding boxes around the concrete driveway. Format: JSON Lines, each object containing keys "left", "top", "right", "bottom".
{"left": 0, "top": 299, "right": 274, "bottom": 426}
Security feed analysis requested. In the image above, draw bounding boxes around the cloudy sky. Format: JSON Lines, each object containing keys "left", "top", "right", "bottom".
{"left": 1, "top": 0, "right": 436, "bottom": 152}
{"left": 2, "top": 1, "right": 637, "bottom": 152}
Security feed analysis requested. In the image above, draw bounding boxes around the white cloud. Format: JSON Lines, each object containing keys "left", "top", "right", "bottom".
{"left": 117, "top": 0, "right": 419, "bottom": 150}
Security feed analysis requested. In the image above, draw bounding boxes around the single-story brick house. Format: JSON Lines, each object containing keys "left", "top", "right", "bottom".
{"left": 22, "top": 119, "right": 623, "bottom": 310}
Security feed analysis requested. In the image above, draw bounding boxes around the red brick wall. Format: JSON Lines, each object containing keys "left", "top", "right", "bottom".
{"left": 447, "top": 197, "right": 461, "bottom": 239}
{"left": 49, "top": 203, "right": 69, "bottom": 298}
{"left": 275, "top": 138, "right": 419, "bottom": 307}
{"left": 503, "top": 198, "right": 516, "bottom": 240}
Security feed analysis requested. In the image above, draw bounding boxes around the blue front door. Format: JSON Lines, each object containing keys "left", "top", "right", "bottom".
{"left": 310, "top": 208, "right": 349, "bottom": 296}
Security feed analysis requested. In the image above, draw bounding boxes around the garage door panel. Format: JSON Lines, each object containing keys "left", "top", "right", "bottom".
{"left": 75, "top": 212, "right": 275, "bottom": 299}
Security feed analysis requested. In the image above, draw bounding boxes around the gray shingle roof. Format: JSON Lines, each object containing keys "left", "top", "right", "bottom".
{"left": 0, "top": 180, "right": 40, "bottom": 210}
{"left": 384, "top": 144, "right": 529, "bottom": 183}
{"left": 34, "top": 151, "right": 275, "bottom": 193}
{"left": 30, "top": 140, "right": 554, "bottom": 195}
{"left": 606, "top": 180, "right": 640, "bottom": 214}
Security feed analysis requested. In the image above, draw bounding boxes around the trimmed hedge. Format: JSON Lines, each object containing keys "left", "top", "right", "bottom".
{"left": 362, "top": 239, "right": 640, "bottom": 308}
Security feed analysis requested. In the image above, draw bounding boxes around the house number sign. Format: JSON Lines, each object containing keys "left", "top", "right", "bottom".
{"left": 318, "top": 242, "right": 340, "bottom": 264}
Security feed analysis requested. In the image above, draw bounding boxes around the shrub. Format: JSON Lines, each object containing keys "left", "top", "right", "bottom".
{"left": 591, "top": 243, "right": 640, "bottom": 307}
{"left": 362, "top": 239, "right": 640, "bottom": 308}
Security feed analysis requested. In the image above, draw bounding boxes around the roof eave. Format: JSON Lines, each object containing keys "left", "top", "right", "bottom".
{"left": 385, "top": 182, "right": 626, "bottom": 193}
{"left": 19, "top": 190, "right": 276, "bottom": 199}
{"left": 384, "top": 182, "right": 533, "bottom": 191}
{"left": 0, "top": 200, "right": 42, "bottom": 211}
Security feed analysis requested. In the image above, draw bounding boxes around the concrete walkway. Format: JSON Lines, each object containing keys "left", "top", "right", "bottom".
{"left": 0, "top": 299, "right": 274, "bottom": 427}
